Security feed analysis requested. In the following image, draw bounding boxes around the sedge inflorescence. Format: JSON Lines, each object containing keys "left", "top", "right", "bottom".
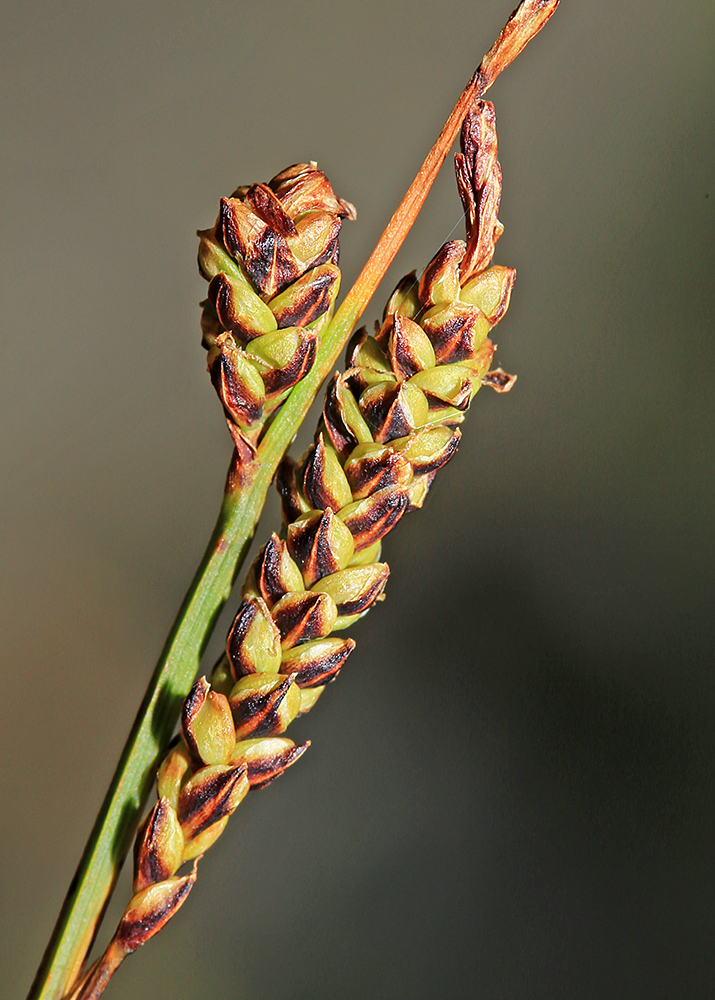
{"left": 198, "top": 162, "right": 356, "bottom": 474}
{"left": 37, "top": 8, "right": 564, "bottom": 999}
{"left": 106, "top": 100, "right": 517, "bottom": 961}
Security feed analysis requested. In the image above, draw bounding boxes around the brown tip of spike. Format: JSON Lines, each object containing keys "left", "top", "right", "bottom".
{"left": 482, "top": 367, "right": 517, "bottom": 392}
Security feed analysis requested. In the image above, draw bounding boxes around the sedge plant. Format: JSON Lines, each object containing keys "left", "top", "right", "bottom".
{"left": 27, "top": 2, "right": 561, "bottom": 998}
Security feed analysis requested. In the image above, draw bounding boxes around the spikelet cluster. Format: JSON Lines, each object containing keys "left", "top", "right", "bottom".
{"left": 221, "top": 100, "right": 516, "bottom": 726}
{"left": 116, "top": 99, "right": 515, "bottom": 956}
{"left": 198, "top": 163, "right": 356, "bottom": 472}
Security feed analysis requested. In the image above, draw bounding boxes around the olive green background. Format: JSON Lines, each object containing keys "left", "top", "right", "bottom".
{"left": 2, "top": 1, "right": 714, "bottom": 997}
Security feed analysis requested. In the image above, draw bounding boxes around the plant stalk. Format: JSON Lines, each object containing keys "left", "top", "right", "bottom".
{"left": 27, "top": 4, "right": 559, "bottom": 998}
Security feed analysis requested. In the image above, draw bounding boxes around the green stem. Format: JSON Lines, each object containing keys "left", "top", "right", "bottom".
{"left": 28, "top": 4, "right": 560, "bottom": 996}
{"left": 27, "top": 462, "right": 262, "bottom": 1000}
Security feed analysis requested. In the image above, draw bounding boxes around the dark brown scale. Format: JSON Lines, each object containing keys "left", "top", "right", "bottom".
{"left": 276, "top": 456, "right": 306, "bottom": 523}
{"left": 208, "top": 345, "right": 263, "bottom": 426}
{"left": 345, "top": 327, "right": 369, "bottom": 368}
{"left": 246, "top": 741, "right": 310, "bottom": 790}
{"left": 406, "top": 471, "right": 437, "bottom": 512}
{"left": 340, "top": 487, "right": 409, "bottom": 551}
{"left": 226, "top": 597, "right": 278, "bottom": 678}
{"left": 244, "top": 182, "right": 297, "bottom": 236}
{"left": 116, "top": 872, "right": 196, "bottom": 954}
{"left": 287, "top": 510, "right": 343, "bottom": 588}
{"left": 272, "top": 591, "right": 334, "bottom": 647}
{"left": 389, "top": 315, "right": 430, "bottom": 380}
{"left": 244, "top": 227, "right": 299, "bottom": 298}
{"left": 323, "top": 373, "right": 359, "bottom": 457}
{"left": 455, "top": 101, "right": 502, "bottom": 283}
{"left": 297, "top": 215, "right": 343, "bottom": 272}
{"left": 282, "top": 638, "right": 356, "bottom": 688}
{"left": 226, "top": 599, "right": 259, "bottom": 676}
{"left": 330, "top": 565, "right": 390, "bottom": 617}
{"left": 481, "top": 368, "right": 517, "bottom": 392}
{"left": 219, "top": 197, "right": 246, "bottom": 261}
{"left": 417, "top": 240, "right": 464, "bottom": 310}
{"left": 181, "top": 679, "right": 207, "bottom": 740}
{"left": 254, "top": 534, "right": 295, "bottom": 606}
{"left": 422, "top": 303, "right": 484, "bottom": 364}
{"left": 344, "top": 448, "right": 412, "bottom": 499}
{"left": 408, "top": 429, "right": 461, "bottom": 476}
{"left": 262, "top": 333, "right": 317, "bottom": 397}
{"left": 302, "top": 435, "right": 345, "bottom": 511}
{"left": 269, "top": 163, "right": 356, "bottom": 219}
{"left": 177, "top": 765, "right": 247, "bottom": 838}
{"left": 199, "top": 298, "right": 222, "bottom": 350}
{"left": 374, "top": 314, "right": 394, "bottom": 350}
{"left": 230, "top": 681, "right": 293, "bottom": 740}
{"left": 359, "top": 382, "right": 416, "bottom": 443}
{"left": 208, "top": 273, "right": 247, "bottom": 339}
{"left": 133, "top": 801, "right": 174, "bottom": 890}
{"left": 381, "top": 271, "right": 417, "bottom": 325}
{"left": 271, "top": 267, "right": 339, "bottom": 328}
{"left": 344, "top": 366, "right": 393, "bottom": 398}
{"left": 418, "top": 376, "right": 472, "bottom": 412}
{"left": 180, "top": 677, "right": 210, "bottom": 766}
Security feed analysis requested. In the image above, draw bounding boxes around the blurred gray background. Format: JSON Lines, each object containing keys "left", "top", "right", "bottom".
{"left": 2, "top": 1, "right": 714, "bottom": 998}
